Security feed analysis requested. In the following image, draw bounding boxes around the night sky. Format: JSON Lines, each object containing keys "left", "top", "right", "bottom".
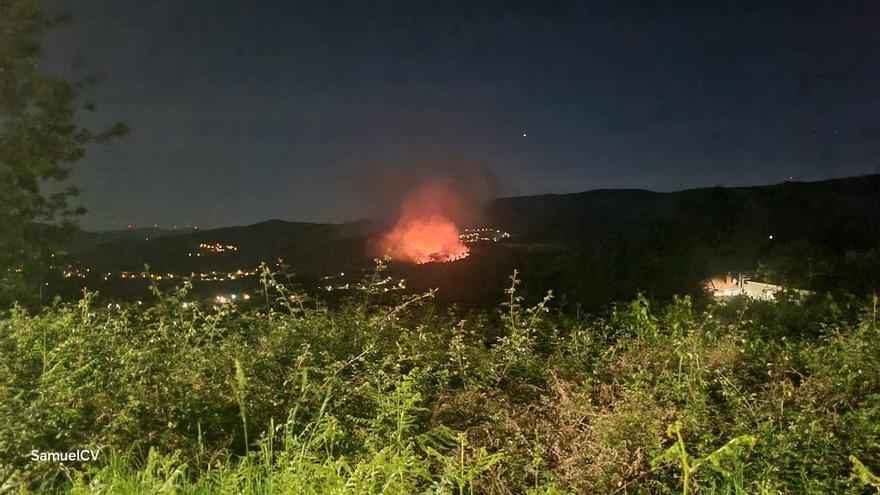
{"left": 44, "top": 0, "right": 880, "bottom": 230}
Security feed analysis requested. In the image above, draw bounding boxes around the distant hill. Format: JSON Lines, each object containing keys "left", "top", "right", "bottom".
{"left": 482, "top": 174, "right": 880, "bottom": 306}
{"left": 68, "top": 219, "right": 375, "bottom": 276}
{"left": 67, "top": 227, "right": 187, "bottom": 251}
{"left": 63, "top": 174, "right": 880, "bottom": 308}
{"left": 490, "top": 174, "right": 880, "bottom": 251}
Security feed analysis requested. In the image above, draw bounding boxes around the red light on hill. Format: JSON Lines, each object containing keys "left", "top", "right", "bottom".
{"left": 376, "top": 183, "right": 470, "bottom": 264}
{"left": 380, "top": 215, "right": 469, "bottom": 264}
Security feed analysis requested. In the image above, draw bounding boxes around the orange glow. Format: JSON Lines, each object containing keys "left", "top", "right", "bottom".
{"left": 377, "top": 184, "right": 470, "bottom": 264}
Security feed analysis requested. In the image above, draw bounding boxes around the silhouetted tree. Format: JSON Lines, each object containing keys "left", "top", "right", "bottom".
{"left": 0, "top": 0, "right": 128, "bottom": 305}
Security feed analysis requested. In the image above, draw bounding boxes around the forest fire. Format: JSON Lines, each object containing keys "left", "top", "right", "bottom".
{"left": 376, "top": 184, "right": 471, "bottom": 264}
{"left": 379, "top": 215, "right": 470, "bottom": 264}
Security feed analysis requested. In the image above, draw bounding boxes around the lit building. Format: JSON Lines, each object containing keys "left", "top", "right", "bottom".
{"left": 705, "top": 273, "right": 787, "bottom": 301}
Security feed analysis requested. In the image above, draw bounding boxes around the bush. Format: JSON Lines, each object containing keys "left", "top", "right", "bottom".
{"left": 1, "top": 270, "right": 878, "bottom": 493}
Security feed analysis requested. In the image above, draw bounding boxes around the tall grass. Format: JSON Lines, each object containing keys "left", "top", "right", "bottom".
{"left": 1, "top": 268, "right": 879, "bottom": 493}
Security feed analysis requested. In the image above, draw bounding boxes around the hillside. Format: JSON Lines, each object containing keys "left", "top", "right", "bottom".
{"left": 482, "top": 174, "right": 880, "bottom": 306}
{"left": 491, "top": 174, "right": 880, "bottom": 252}
{"left": 62, "top": 175, "right": 880, "bottom": 307}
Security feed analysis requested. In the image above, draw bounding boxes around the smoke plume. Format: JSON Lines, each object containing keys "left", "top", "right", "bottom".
{"left": 352, "top": 155, "right": 500, "bottom": 263}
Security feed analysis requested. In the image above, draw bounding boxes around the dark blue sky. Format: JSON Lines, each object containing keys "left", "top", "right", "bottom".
{"left": 44, "top": 0, "right": 880, "bottom": 230}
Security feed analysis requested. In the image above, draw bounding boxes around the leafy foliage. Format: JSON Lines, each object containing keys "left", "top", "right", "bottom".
{"left": 1, "top": 271, "right": 879, "bottom": 493}
{"left": 0, "top": 0, "right": 128, "bottom": 305}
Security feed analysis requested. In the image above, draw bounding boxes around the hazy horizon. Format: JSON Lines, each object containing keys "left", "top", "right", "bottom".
{"left": 41, "top": 0, "right": 880, "bottom": 230}
{"left": 76, "top": 171, "right": 879, "bottom": 232}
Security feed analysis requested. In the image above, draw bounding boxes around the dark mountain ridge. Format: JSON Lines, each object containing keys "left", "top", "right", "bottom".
{"left": 64, "top": 174, "right": 880, "bottom": 308}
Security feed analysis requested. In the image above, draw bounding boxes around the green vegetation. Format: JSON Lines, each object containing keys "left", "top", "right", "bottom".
{"left": 2, "top": 265, "right": 879, "bottom": 494}
{"left": 0, "top": 0, "right": 127, "bottom": 306}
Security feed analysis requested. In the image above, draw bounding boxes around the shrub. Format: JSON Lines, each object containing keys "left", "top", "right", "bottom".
{"left": 1, "top": 275, "right": 878, "bottom": 493}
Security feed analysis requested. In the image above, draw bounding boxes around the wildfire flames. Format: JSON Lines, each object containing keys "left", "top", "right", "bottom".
{"left": 379, "top": 215, "right": 470, "bottom": 264}
{"left": 376, "top": 184, "right": 470, "bottom": 264}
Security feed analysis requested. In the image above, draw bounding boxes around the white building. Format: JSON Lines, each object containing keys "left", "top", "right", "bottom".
{"left": 705, "top": 273, "right": 786, "bottom": 301}
{"left": 741, "top": 280, "right": 783, "bottom": 301}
